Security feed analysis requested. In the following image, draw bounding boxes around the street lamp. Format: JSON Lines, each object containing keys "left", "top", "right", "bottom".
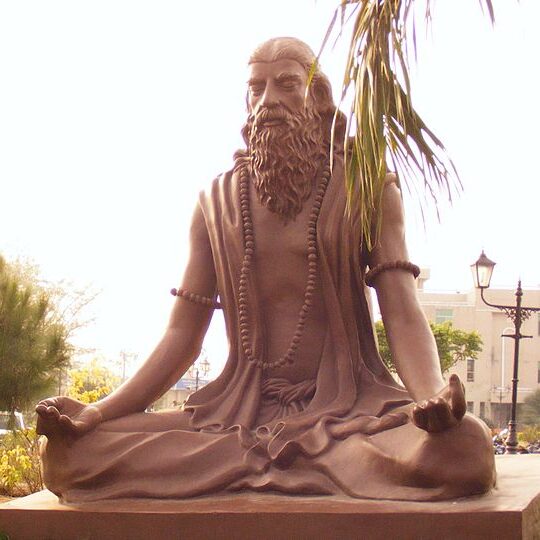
{"left": 470, "top": 251, "right": 540, "bottom": 454}
{"left": 189, "top": 350, "right": 210, "bottom": 392}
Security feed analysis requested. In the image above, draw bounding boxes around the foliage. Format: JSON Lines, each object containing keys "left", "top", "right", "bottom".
{"left": 0, "top": 257, "right": 69, "bottom": 413}
{"left": 0, "top": 428, "right": 43, "bottom": 496}
{"left": 521, "top": 389, "right": 540, "bottom": 427}
{"left": 6, "top": 258, "right": 97, "bottom": 346}
{"left": 518, "top": 425, "right": 540, "bottom": 445}
{"left": 375, "top": 320, "right": 482, "bottom": 374}
{"left": 374, "top": 320, "right": 392, "bottom": 371}
{"left": 0, "top": 255, "right": 96, "bottom": 414}
{"left": 68, "top": 359, "right": 120, "bottom": 404}
{"left": 319, "top": 0, "right": 494, "bottom": 248}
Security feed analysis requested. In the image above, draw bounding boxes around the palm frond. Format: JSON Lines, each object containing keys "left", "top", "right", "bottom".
{"left": 322, "top": 0, "right": 495, "bottom": 250}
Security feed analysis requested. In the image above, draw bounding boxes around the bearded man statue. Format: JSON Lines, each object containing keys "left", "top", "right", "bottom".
{"left": 37, "top": 37, "right": 495, "bottom": 502}
{"left": 240, "top": 78, "right": 325, "bottom": 220}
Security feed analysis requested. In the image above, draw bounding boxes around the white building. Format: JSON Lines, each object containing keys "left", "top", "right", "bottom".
{"left": 417, "top": 269, "right": 540, "bottom": 427}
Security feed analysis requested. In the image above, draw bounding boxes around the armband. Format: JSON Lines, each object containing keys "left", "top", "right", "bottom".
{"left": 170, "top": 288, "right": 222, "bottom": 309}
{"left": 364, "top": 261, "right": 420, "bottom": 288}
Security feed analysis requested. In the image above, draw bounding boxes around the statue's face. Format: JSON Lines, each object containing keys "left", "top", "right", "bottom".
{"left": 247, "top": 58, "right": 309, "bottom": 122}
{"left": 243, "top": 55, "right": 324, "bottom": 221}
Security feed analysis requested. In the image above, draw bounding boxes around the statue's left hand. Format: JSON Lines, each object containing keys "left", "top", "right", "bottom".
{"left": 412, "top": 374, "right": 467, "bottom": 433}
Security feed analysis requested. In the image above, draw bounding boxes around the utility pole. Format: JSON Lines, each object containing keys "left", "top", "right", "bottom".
{"left": 119, "top": 351, "right": 138, "bottom": 383}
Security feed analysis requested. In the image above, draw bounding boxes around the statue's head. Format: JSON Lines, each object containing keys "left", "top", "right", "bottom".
{"left": 237, "top": 37, "right": 342, "bottom": 222}
{"left": 246, "top": 37, "right": 336, "bottom": 126}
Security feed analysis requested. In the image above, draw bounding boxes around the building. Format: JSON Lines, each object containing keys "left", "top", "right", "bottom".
{"left": 417, "top": 269, "right": 540, "bottom": 428}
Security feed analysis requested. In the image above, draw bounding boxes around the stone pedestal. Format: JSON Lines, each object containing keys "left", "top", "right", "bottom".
{"left": 1, "top": 455, "right": 539, "bottom": 539}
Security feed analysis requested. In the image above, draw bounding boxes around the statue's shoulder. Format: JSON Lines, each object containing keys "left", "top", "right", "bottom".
{"left": 199, "top": 168, "right": 236, "bottom": 209}
{"left": 200, "top": 168, "right": 235, "bottom": 195}
{"left": 384, "top": 171, "right": 400, "bottom": 189}
{"left": 382, "top": 171, "right": 403, "bottom": 206}
{"left": 378, "top": 171, "right": 405, "bottom": 227}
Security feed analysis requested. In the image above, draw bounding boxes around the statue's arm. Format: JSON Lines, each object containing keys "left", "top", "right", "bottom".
{"left": 367, "top": 176, "right": 467, "bottom": 432}
{"left": 37, "top": 203, "right": 216, "bottom": 434}
{"left": 367, "top": 176, "right": 446, "bottom": 402}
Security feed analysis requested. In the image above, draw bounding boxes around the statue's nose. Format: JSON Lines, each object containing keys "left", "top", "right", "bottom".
{"left": 260, "top": 84, "right": 279, "bottom": 108}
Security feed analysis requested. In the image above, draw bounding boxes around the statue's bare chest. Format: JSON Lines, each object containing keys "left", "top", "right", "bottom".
{"left": 249, "top": 190, "right": 313, "bottom": 263}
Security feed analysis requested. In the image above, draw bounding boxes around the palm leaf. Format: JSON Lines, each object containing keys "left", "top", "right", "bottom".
{"left": 321, "top": 0, "right": 496, "bottom": 250}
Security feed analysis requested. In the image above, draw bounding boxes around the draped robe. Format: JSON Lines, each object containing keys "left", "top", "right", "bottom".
{"left": 41, "top": 163, "right": 465, "bottom": 502}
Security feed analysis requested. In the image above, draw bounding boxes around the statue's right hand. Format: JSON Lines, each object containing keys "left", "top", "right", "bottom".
{"left": 35, "top": 397, "right": 103, "bottom": 438}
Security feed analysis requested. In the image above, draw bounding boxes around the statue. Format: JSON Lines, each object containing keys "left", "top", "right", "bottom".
{"left": 36, "top": 37, "right": 495, "bottom": 502}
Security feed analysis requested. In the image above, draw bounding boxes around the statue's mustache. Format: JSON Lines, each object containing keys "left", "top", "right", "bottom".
{"left": 252, "top": 106, "right": 292, "bottom": 129}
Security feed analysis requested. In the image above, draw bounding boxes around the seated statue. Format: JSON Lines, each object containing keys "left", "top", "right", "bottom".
{"left": 36, "top": 37, "right": 495, "bottom": 503}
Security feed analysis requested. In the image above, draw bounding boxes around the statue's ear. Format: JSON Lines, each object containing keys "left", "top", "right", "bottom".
{"left": 311, "top": 77, "right": 333, "bottom": 110}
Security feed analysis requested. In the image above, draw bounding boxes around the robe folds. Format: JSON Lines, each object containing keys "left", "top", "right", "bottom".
{"left": 41, "top": 162, "right": 466, "bottom": 502}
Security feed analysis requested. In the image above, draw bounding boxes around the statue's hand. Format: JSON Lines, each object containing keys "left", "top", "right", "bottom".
{"left": 35, "top": 396, "right": 103, "bottom": 438}
{"left": 412, "top": 374, "right": 467, "bottom": 433}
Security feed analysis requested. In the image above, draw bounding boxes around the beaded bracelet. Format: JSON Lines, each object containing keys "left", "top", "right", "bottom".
{"left": 170, "top": 288, "right": 222, "bottom": 309}
{"left": 364, "top": 261, "right": 420, "bottom": 287}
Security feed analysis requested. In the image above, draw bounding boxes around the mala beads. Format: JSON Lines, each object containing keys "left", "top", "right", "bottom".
{"left": 238, "top": 164, "right": 331, "bottom": 370}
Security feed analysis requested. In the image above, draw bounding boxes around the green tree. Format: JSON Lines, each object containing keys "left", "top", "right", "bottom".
{"left": 521, "top": 389, "right": 540, "bottom": 427}
{"left": 68, "top": 359, "right": 120, "bottom": 404}
{"left": 0, "top": 256, "right": 70, "bottom": 414}
{"left": 0, "top": 255, "right": 95, "bottom": 415}
{"left": 375, "top": 320, "right": 483, "bottom": 374}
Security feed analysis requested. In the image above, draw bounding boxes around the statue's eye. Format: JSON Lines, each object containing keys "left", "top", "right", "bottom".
{"left": 250, "top": 85, "right": 264, "bottom": 96}
{"left": 279, "top": 80, "right": 297, "bottom": 90}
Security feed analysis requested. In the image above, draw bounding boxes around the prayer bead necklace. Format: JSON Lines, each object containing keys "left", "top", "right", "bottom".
{"left": 238, "top": 163, "right": 331, "bottom": 370}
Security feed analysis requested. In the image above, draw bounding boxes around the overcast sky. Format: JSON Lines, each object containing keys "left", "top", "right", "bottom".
{"left": 1, "top": 0, "right": 538, "bottom": 377}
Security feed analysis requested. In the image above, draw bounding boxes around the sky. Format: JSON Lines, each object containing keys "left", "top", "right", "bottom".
{"left": 1, "top": 1, "right": 539, "bottom": 378}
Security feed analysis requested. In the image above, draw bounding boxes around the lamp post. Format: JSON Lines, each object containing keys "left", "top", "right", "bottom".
{"left": 189, "top": 350, "right": 210, "bottom": 392}
{"left": 471, "top": 251, "right": 540, "bottom": 454}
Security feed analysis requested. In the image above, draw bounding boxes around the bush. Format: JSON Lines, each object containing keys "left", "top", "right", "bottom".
{"left": 518, "top": 425, "right": 540, "bottom": 445}
{"left": 0, "top": 428, "right": 43, "bottom": 496}
{"left": 521, "top": 389, "right": 540, "bottom": 427}
{"left": 68, "top": 359, "right": 120, "bottom": 404}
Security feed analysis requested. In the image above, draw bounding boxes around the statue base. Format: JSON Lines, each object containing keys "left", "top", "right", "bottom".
{"left": 1, "top": 455, "right": 539, "bottom": 539}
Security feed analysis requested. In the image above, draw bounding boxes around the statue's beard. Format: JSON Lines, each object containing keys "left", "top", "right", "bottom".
{"left": 245, "top": 105, "right": 325, "bottom": 222}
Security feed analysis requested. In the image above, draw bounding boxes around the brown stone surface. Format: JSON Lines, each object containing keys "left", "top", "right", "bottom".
{"left": 0, "top": 455, "right": 539, "bottom": 539}
{"left": 36, "top": 37, "right": 495, "bottom": 505}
